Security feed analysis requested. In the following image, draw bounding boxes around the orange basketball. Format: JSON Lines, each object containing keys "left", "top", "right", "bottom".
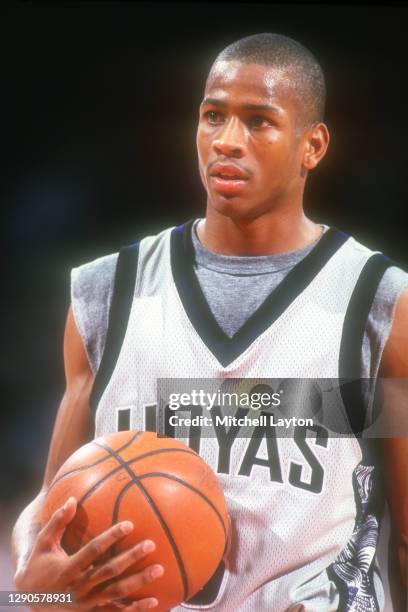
{"left": 42, "top": 431, "right": 229, "bottom": 611}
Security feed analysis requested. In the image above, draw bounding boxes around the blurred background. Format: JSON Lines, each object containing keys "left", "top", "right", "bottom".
{"left": 2, "top": 2, "right": 408, "bottom": 609}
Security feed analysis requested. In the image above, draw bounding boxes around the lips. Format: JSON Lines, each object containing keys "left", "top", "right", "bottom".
{"left": 209, "top": 162, "right": 249, "bottom": 196}
{"left": 210, "top": 163, "right": 249, "bottom": 181}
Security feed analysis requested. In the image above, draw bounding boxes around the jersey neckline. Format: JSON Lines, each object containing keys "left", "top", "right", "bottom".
{"left": 191, "top": 218, "right": 326, "bottom": 275}
{"left": 170, "top": 219, "right": 349, "bottom": 367}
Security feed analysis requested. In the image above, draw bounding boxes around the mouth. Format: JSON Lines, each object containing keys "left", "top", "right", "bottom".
{"left": 209, "top": 175, "right": 248, "bottom": 195}
{"left": 209, "top": 164, "right": 249, "bottom": 195}
{"left": 211, "top": 171, "right": 248, "bottom": 180}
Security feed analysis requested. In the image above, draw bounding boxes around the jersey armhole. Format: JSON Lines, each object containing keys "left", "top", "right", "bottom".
{"left": 70, "top": 266, "right": 96, "bottom": 375}
{"left": 369, "top": 267, "right": 408, "bottom": 378}
{"left": 339, "top": 253, "right": 393, "bottom": 439}
{"left": 89, "top": 242, "right": 140, "bottom": 430}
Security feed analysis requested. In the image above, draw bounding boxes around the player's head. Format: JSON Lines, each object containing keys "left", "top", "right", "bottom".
{"left": 196, "top": 33, "right": 330, "bottom": 220}
{"left": 211, "top": 33, "right": 326, "bottom": 128}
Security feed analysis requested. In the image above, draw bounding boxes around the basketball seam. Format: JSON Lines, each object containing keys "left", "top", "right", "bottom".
{"left": 111, "top": 479, "right": 137, "bottom": 558}
{"left": 49, "top": 445, "right": 197, "bottom": 493}
{"left": 95, "top": 440, "right": 190, "bottom": 601}
{"left": 47, "top": 431, "right": 144, "bottom": 492}
{"left": 74, "top": 448, "right": 198, "bottom": 508}
{"left": 138, "top": 472, "right": 227, "bottom": 540}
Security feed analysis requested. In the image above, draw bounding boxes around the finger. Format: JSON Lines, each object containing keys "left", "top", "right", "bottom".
{"left": 69, "top": 563, "right": 96, "bottom": 590}
{"left": 36, "top": 496, "right": 77, "bottom": 550}
{"left": 81, "top": 564, "right": 164, "bottom": 608}
{"left": 65, "top": 521, "right": 134, "bottom": 577}
{"left": 74, "top": 540, "right": 156, "bottom": 597}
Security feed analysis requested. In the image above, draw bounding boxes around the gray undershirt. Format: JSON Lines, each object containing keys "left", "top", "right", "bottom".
{"left": 71, "top": 220, "right": 408, "bottom": 388}
{"left": 191, "top": 220, "right": 320, "bottom": 338}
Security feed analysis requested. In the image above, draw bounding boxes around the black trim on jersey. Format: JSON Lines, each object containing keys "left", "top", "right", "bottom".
{"left": 339, "top": 253, "right": 392, "bottom": 438}
{"left": 326, "top": 254, "right": 393, "bottom": 611}
{"left": 170, "top": 221, "right": 350, "bottom": 367}
{"left": 89, "top": 242, "right": 140, "bottom": 426}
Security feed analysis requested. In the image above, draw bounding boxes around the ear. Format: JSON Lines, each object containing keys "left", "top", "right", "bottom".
{"left": 302, "top": 122, "right": 330, "bottom": 171}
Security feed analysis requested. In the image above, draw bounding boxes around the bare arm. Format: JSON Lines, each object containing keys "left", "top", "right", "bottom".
{"left": 11, "top": 306, "right": 163, "bottom": 610}
{"left": 11, "top": 305, "right": 94, "bottom": 575}
{"left": 379, "top": 288, "right": 408, "bottom": 608}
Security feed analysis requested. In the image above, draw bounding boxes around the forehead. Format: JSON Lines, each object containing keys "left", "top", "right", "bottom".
{"left": 203, "top": 60, "right": 298, "bottom": 111}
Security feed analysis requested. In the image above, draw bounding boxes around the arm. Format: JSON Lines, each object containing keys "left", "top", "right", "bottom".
{"left": 12, "top": 306, "right": 94, "bottom": 575}
{"left": 378, "top": 288, "right": 408, "bottom": 608}
{"left": 11, "top": 306, "right": 163, "bottom": 610}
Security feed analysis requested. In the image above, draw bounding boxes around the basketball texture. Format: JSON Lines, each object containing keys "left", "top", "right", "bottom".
{"left": 42, "top": 430, "right": 229, "bottom": 611}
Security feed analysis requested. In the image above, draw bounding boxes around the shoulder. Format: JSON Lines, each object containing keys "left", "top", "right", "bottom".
{"left": 68, "top": 222, "right": 180, "bottom": 372}
{"left": 346, "top": 231, "right": 408, "bottom": 332}
{"left": 70, "top": 252, "right": 119, "bottom": 375}
{"left": 337, "top": 229, "right": 408, "bottom": 300}
{"left": 70, "top": 223, "right": 180, "bottom": 302}
{"left": 327, "top": 227, "right": 408, "bottom": 375}
{"left": 374, "top": 264, "right": 408, "bottom": 312}
{"left": 380, "top": 283, "right": 408, "bottom": 376}
{"left": 371, "top": 266, "right": 408, "bottom": 369}
{"left": 71, "top": 252, "right": 119, "bottom": 298}
{"left": 352, "top": 237, "right": 408, "bottom": 377}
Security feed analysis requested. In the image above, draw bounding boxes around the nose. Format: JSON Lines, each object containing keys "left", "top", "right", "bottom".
{"left": 213, "top": 117, "right": 245, "bottom": 158}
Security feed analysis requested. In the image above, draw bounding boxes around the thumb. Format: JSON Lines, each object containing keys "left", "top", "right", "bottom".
{"left": 38, "top": 497, "right": 78, "bottom": 550}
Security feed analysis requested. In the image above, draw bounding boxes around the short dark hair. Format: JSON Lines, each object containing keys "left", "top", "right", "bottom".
{"left": 211, "top": 33, "right": 326, "bottom": 126}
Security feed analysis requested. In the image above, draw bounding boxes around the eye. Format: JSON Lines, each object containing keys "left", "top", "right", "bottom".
{"left": 247, "top": 115, "right": 273, "bottom": 129}
{"left": 204, "top": 110, "right": 224, "bottom": 124}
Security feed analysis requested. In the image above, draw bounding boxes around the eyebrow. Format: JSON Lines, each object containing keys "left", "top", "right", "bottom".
{"left": 201, "top": 97, "right": 283, "bottom": 115}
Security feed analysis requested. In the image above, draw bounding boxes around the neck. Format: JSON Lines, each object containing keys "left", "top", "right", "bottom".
{"left": 197, "top": 205, "right": 322, "bottom": 256}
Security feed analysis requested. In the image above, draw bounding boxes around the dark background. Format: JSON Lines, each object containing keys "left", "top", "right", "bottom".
{"left": 3, "top": 2, "right": 408, "bottom": 515}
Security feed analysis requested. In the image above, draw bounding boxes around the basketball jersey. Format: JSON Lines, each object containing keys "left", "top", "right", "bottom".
{"left": 87, "top": 220, "right": 393, "bottom": 612}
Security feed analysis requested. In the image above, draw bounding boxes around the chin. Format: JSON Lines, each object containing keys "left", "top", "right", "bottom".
{"left": 209, "top": 195, "right": 265, "bottom": 222}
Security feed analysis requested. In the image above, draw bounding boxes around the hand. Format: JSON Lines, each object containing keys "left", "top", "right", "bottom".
{"left": 14, "top": 497, "right": 164, "bottom": 611}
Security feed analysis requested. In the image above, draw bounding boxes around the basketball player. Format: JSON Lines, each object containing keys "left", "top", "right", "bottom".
{"left": 11, "top": 33, "right": 408, "bottom": 611}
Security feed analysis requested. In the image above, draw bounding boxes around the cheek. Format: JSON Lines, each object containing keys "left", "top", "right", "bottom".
{"left": 261, "top": 135, "right": 300, "bottom": 167}
{"left": 197, "top": 131, "right": 209, "bottom": 163}
{"left": 196, "top": 132, "right": 208, "bottom": 186}
{"left": 255, "top": 141, "right": 287, "bottom": 174}
{"left": 198, "top": 161, "right": 206, "bottom": 187}
{"left": 252, "top": 131, "right": 288, "bottom": 160}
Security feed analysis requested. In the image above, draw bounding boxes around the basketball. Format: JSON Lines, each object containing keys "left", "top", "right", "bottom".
{"left": 41, "top": 430, "right": 230, "bottom": 611}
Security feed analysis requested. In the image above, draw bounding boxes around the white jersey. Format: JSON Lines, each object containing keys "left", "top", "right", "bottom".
{"left": 78, "top": 221, "right": 393, "bottom": 611}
